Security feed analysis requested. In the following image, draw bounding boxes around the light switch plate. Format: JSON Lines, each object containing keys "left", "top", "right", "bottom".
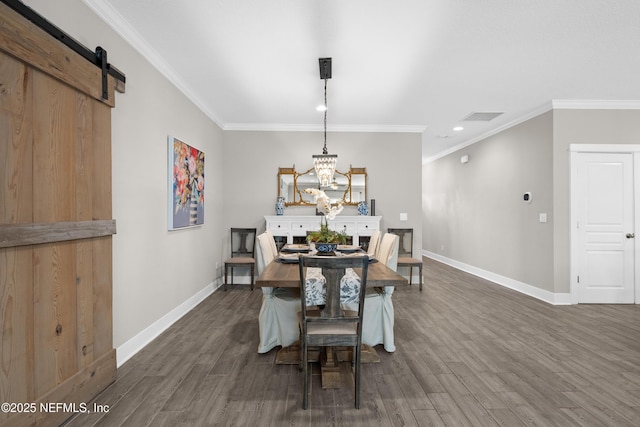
{"left": 400, "top": 213, "right": 408, "bottom": 221}
{"left": 539, "top": 213, "right": 548, "bottom": 223}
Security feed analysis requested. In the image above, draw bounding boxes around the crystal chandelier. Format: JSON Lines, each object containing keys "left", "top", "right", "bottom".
{"left": 313, "top": 58, "right": 337, "bottom": 187}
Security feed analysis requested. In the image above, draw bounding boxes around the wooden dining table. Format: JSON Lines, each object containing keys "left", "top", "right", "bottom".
{"left": 255, "top": 255, "right": 408, "bottom": 388}
{"left": 255, "top": 256, "right": 408, "bottom": 289}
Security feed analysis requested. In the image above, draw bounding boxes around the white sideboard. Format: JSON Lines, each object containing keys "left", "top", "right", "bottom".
{"left": 264, "top": 215, "right": 382, "bottom": 247}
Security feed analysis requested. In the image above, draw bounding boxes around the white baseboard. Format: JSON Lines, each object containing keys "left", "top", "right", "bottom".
{"left": 116, "top": 279, "right": 222, "bottom": 367}
{"left": 423, "top": 251, "right": 571, "bottom": 305}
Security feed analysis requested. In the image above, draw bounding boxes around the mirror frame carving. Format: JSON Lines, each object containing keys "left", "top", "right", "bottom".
{"left": 278, "top": 166, "right": 367, "bottom": 207}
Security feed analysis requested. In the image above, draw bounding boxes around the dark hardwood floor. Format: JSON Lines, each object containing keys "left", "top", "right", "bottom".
{"left": 64, "top": 258, "right": 640, "bottom": 426}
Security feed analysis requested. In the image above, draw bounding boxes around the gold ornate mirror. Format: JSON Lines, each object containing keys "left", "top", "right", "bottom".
{"left": 278, "top": 166, "right": 367, "bottom": 207}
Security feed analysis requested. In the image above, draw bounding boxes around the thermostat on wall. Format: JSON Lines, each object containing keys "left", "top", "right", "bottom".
{"left": 523, "top": 192, "right": 532, "bottom": 203}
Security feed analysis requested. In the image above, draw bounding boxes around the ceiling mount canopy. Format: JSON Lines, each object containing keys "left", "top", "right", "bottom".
{"left": 313, "top": 57, "right": 337, "bottom": 188}
{"left": 319, "top": 57, "right": 332, "bottom": 79}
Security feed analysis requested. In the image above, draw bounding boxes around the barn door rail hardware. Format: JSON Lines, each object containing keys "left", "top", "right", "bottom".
{"left": 1, "top": 0, "right": 126, "bottom": 100}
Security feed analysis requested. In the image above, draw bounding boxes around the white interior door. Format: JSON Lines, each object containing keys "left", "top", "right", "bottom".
{"left": 573, "top": 152, "right": 635, "bottom": 303}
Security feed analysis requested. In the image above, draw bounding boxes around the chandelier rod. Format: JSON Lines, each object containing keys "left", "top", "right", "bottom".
{"left": 323, "top": 77, "right": 328, "bottom": 154}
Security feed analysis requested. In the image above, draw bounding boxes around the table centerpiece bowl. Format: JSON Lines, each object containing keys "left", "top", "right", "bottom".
{"left": 306, "top": 217, "right": 347, "bottom": 256}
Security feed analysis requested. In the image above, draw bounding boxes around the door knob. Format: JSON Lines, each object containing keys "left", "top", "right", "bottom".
{"left": 626, "top": 233, "right": 635, "bottom": 239}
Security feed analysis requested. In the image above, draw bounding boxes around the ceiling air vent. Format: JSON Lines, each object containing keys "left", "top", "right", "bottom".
{"left": 462, "top": 112, "right": 504, "bottom": 122}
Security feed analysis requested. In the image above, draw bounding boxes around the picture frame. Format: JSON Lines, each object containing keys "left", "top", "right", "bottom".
{"left": 168, "top": 136, "right": 205, "bottom": 230}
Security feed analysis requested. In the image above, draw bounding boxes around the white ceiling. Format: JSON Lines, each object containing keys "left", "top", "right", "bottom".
{"left": 85, "top": 0, "right": 640, "bottom": 162}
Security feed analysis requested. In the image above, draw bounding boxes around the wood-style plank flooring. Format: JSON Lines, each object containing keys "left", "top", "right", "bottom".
{"left": 64, "top": 258, "right": 640, "bottom": 426}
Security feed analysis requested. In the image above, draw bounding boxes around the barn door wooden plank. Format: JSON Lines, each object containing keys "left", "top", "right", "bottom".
{"left": 0, "top": 50, "right": 35, "bottom": 407}
{"left": 92, "top": 237, "right": 113, "bottom": 357}
{"left": 75, "top": 90, "right": 95, "bottom": 370}
{"left": 32, "top": 67, "right": 76, "bottom": 222}
{"left": 89, "top": 93, "right": 114, "bottom": 358}
{"left": 91, "top": 100, "right": 112, "bottom": 217}
{"left": 32, "top": 69, "right": 78, "bottom": 396}
{"left": 0, "top": 50, "right": 33, "bottom": 223}
{"left": 0, "top": 246, "right": 35, "bottom": 404}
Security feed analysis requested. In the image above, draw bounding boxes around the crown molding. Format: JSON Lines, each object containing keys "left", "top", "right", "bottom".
{"left": 424, "top": 99, "right": 640, "bottom": 164}
{"left": 82, "top": 0, "right": 225, "bottom": 128}
{"left": 423, "top": 101, "right": 553, "bottom": 164}
{"left": 552, "top": 99, "right": 640, "bottom": 109}
{"left": 223, "top": 123, "right": 427, "bottom": 133}
{"left": 86, "top": 0, "right": 427, "bottom": 135}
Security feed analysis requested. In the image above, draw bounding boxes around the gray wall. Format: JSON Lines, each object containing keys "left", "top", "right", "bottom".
{"left": 223, "top": 131, "right": 423, "bottom": 256}
{"left": 552, "top": 109, "right": 640, "bottom": 293}
{"left": 423, "top": 112, "right": 554, "bottom": 291}
{"left": 424, "top": 108, "right": 640, "bottom": 297}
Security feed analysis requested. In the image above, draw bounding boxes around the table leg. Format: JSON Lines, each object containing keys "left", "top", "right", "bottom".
{"left": 320, "top": 346, "right": 342, "bottom": 389}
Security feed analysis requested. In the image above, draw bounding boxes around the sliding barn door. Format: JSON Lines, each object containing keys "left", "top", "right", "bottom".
{"left": 1, "top": 3, "right": 123, "bottom": 426}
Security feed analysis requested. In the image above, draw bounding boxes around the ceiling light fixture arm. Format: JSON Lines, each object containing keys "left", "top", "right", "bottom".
{"left": 313, "top": 57, "right": 337, "bottom": 188}
{"left": 323, "top": 77, "right": 328, "bottom": 154}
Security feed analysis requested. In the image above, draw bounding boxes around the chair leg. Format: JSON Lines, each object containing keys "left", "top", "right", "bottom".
{"left": 352, "top": 345, "right": 356, "bottom": 370}
{"left": 250, "top": 265, "right": 254, "bottom": 291}
{"left": 419, "top": 265, "right": 423, "bottom": 291}
{"left": 354, "top": 343, "right": 361, "bottom": 409}
{"left": 302, "top": 339, "right": 309, "bottom": 409}
{"left": 408, "top": 266, "right": 413, "bottom": 286}
{"left": 224, "top": 265, "right": 228, "bottom": 291}
{"left": 298, "top": 335, "right": 303, "bottom": 372}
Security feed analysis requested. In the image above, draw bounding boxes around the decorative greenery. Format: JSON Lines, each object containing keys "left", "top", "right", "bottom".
{"left": 306, "top": 216, "right": 348, "bottom": 244}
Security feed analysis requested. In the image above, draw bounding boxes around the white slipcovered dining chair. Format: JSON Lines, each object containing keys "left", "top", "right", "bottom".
{"left": 367, "top": 230, "right": 381, "bottom": 257}
{"left": 256, "top": 232, "right": 301, "bottom": 353}
{"left": 264, "top": 229, "right": 279, "bottom": 256}
{"left": 377, "top": 232, "right": 399, "bottom": 272}
{"left": 343, "top": 232, "right": 399, "bottom": 352}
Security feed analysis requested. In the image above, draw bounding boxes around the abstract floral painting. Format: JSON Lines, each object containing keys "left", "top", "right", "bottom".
{"left": 168, "top": 136, "right": 205, "bottom": 229}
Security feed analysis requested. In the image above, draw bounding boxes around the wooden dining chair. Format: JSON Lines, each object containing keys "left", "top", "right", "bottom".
{"left": 298, "top": 255, "right": 369, "bottom": 410}
{"left": 224, "top": 227, "right": 257, "bottom": 291}
{"left": 387, "top": 228, "right": 423, "bottom": 291}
